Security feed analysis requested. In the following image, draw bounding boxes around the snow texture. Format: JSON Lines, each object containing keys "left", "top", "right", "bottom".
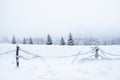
{"left": 0, "top": 44, "right": 120, "bottom": 80}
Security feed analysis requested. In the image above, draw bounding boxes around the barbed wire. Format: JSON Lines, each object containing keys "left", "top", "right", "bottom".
{"left": 41, "top": 54, "right": 78, "bottom": 58}
{"left": 1, "top": 46, "right": 120, "bottom": 63}
{"left": 0, "top": 50, "right": 16, "bottom": 55}
{"left": 99, "top": 49, "right": 120, "bottom": 56}
{"left": 99, "top": 54, "right": 120, "bottom": 60}
{"left": 19, "top": 55, "right": 29, "bottom": 60}
{"left": 20, "top": 49, "right": 39, "bottom": 57}
{"left": 100, "top": 50, "right": 107, "bottom": 57}
{"left": 20, "top": 48, "right": 80, "bottom": 59}
{"left": 71, "top": 53, "right": 80, "bottom": 63}
{"left": 80, "top": 55, "right": 95, "bottom": 61}
{"left": 19, "top": 48, "right": 99, "bottom": 63}
{"left": 39, "top": 56, "right": 50, "bottom": 68}
{"left": 78, "top": 50, "right": 93, "bottom": 55}
{"left": 19, "top": 55, "right": 50, "bottom": 67}
{"left": 98, "top": 54, "right": 110, "bottom": 59}
{"left": 2, "top": 46, "right": 120, "bottom": 68}
{"left": 44, "top": 50, "right": 93, "bottom": 59}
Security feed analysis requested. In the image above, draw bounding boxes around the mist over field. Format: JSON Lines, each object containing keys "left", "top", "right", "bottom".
{"left": 0, "top": 0, "right": 120, "bottom": 40}
{"left": 0, "top": 1, "right": 120, "bottom": 80}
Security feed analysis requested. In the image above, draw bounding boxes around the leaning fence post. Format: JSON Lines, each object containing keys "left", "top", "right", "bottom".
{"left": 95, "top": 47, "right": 99, "bottom": 59}
{"left": 16, "top": 46, "right": 19, "bottom": 67}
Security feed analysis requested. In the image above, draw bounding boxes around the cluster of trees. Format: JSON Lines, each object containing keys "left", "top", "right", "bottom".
{"left": 2, "top": 33, "right": 120, "bottom": 45}
{"left": 11, "top": 33, "right": 74, "bottom": 45}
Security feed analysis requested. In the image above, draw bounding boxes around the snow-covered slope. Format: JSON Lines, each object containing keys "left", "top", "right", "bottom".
{"left": 0, "top": 44, "right": 120, "bottom": 80}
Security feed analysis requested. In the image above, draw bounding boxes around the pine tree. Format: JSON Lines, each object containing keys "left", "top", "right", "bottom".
{"left": 60, "top": 37, "right": 65, "bottom": 45}
{"left": 46, "top": 34, "right": 52, "bottom": 45}
{"left": 23, "top": 38, "right": 27, "bottom": 44}
{"left": 68, "top": 33, "right": 74, "bottom": 45}
{"left": 12, "top": 35, "right": 16, "bottom": 44}
{"left": 29, "top": 37, "right": 33, "bottom": 44}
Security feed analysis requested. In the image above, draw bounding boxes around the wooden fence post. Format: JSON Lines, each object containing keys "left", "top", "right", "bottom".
{"left": 95, "top": 47, "right": 99, "bottom": 59}
{"left": 16, "top": 46, "right": 19, "bottom": 67}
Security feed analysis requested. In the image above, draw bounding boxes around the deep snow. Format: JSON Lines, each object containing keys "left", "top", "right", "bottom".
{"left": 0, "top": 44, "right": 120, "bottom": 80}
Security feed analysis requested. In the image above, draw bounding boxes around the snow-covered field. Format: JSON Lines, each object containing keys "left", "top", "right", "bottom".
{"left": 0, "top": 44, "right": 120, "bottom": 80}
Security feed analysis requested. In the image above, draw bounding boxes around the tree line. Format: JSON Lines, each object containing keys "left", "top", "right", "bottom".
{"left": 8, "top": 33, "right": 120, "bottom": 45}
{"left": 12, "top": 33, "right": 74, "bottom": 45}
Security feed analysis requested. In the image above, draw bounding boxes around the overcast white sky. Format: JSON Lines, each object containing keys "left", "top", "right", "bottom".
{"left": 0, "top": 0, "right": 120, "bottom": 39}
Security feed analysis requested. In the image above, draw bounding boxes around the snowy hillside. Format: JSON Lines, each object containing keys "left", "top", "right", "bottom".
{"left": 0, "top": 44, "right": 120, "bottom": 80}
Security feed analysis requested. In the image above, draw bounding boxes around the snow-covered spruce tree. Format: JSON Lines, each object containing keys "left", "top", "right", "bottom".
{"left": 29, "top": 37, "right": 33, "bottom": 44}
{"left": 60, "top": 37, "right": 65, "bottom": 45}
{"left": 12, "top": 35, "right": 16, "bottom": 44}
{"left": 23, "top": 38, "right": 27, "bottom": 44}
{"left": 46, "top": 34, "right": 52, "bottom": 45}
{"left": 68, "top": 33, "right": 74, "bottom": 45}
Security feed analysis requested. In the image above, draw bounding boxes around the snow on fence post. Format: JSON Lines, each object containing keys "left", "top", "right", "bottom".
{"left": 16, "top": 46, "right": 19, "bottom": 67}
{"left": 95, "top": 47, "right": 99, "bottom": 59}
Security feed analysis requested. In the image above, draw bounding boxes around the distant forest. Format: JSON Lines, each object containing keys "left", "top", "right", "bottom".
{"left": 1, "top": 33, "right": 120, "bottom": 45}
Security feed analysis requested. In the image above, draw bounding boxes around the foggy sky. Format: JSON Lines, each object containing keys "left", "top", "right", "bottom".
{"left": 0, "top": 0, "right": 120, "bottom": 39}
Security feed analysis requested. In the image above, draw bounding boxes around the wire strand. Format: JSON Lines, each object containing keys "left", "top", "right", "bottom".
{"left": 99, "top": 49, "right": 120, "bottom": 56}
{"left": 0, "top": 50, "right": 16, "bottom": 55}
